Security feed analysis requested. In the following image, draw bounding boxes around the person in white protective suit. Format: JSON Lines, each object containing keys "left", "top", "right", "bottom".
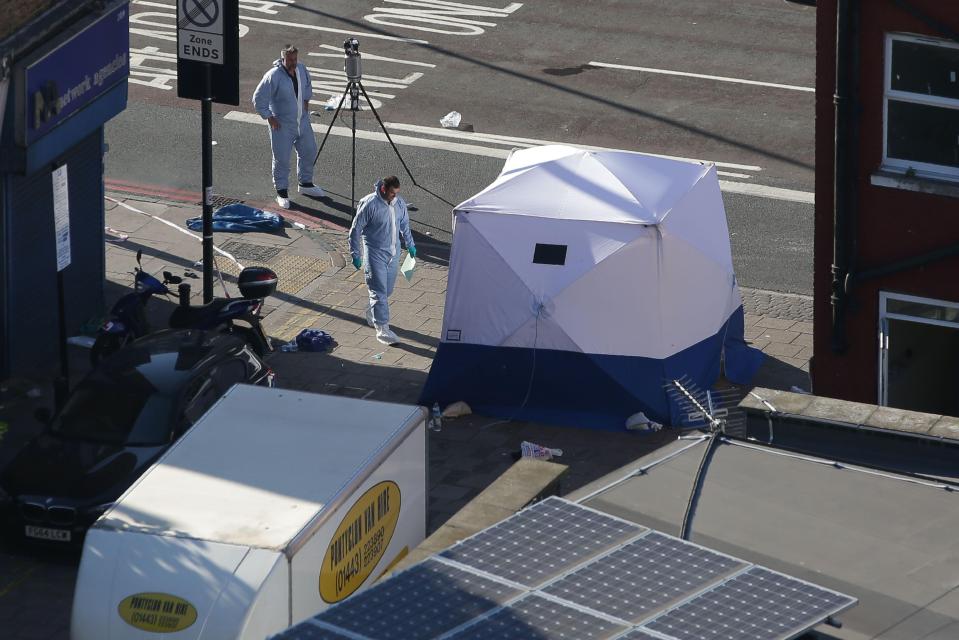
{"left": 349, "top": 176, "right": 417, "bottom": 345}
{"left": 252, "top": 44, "right": 325, "bottom": 209}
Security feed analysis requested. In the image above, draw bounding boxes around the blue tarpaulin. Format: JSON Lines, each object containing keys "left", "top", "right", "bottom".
{"left": 186, "top": 204, "right": 284, "bottom": 232}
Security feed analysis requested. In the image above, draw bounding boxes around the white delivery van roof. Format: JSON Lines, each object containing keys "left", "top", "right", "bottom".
{"left": 95, "top": 385, "right": 425, "bottom": 551}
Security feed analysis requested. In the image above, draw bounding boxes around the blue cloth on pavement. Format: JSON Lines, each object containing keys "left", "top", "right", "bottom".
{"left": 348, "top": 180, "right": 415, "bottom": 325}
{"left": 252, "top": 59, "right": 317, "bottom": 191}
{"left": 186, "top": 204, "right": 284, "bottom": 232}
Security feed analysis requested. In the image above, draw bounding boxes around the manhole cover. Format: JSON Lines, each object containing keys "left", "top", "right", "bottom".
{"left": 218, "top": 241, "right": 282, "bottom": 262}
{"left": 197, "top": 195, "right": 246, "bottom": 209}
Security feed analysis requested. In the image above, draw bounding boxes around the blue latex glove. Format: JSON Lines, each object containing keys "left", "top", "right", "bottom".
{"left": 352, "top": 256, "right": 362, "bottom": 270}
{"left": 408, "top": 245, "right": 417, "bottom": 258}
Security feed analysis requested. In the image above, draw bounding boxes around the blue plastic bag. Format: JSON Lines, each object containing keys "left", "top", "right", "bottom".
{"left": 186, "top": 204, "right": 284, "bottom": 232}
{"left": 295, "top": 329, "right": 334, "bottom": 352}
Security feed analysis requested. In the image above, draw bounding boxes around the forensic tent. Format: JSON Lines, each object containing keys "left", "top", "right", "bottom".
{"left": 420, "top": 145, "right": 763, "bottom": 430}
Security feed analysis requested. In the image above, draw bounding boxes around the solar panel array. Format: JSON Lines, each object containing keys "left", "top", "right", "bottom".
{"left": 446, "top": 594, "right": 627, "bottom": 640}
{"left": 541, "top": 531, "right": 747, "bottom": 623}
{"left": 439, "top": 495, "right": 644, "bottom": 587}
{"left": 274, "top": 497, "right": 856, "bottom": 640}
{"left": 315, "top": 559, "right": 522, "bottom": 640}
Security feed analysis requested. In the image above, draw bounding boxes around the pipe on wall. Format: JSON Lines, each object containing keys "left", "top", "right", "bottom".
{"left": 831, "top": 0, "right": 858, "bottom": 353}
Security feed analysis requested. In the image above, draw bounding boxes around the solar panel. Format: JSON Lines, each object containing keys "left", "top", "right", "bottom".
{"left": 314, "top": 558, "right": 522, "bottom": 640}
{"left": 445, "top": 594, "right": 628, "bottom": 640}
{"left": 618, "top": 630, "right": 670, "bottom": 640}
{"left": 541, "top": 531, "right": 746, "bottom": 623}
{"left": 440, "top": 496, "right": 644, "bottom": 587}
{"left": 643, "top": 566, "right": 857, "bottom": 640}
{"left": 271, "top": 622, "right": 354, "bottom": 640}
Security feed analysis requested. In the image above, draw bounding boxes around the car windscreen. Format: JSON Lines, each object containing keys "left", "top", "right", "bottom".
{"left": 52, "top": 370, "right": 175, "bottom": 446}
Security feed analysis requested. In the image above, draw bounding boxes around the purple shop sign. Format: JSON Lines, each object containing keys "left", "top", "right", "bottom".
{"left": 17, "top": 3, "right": 129, "bottom": 146}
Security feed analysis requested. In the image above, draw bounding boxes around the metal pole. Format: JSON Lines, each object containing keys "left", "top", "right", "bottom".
{"left": 830, "top": 0, "right": 853, "bottom": 353}
{"left": 313, "top": 85, "right": 349, "bottom": 167}
{"left": 351, "top": 89, "right": 357, "bottom": 217}
{"left": 202, "top": 65, "right": 214, "bottom": 303}
{"left": 55, "top": 270, "right": 69, "bottom": 411}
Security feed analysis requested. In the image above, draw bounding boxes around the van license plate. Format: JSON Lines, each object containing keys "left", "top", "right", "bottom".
{"left": 24, "top": 525, "right": 71, "bottom": 542}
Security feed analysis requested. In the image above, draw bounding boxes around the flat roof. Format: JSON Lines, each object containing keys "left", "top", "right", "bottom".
{"left": 97, "top": 385, "right": 424, "bottom": 550}
{"left": 569, "top": 436, "right": 959, "bottom": 639}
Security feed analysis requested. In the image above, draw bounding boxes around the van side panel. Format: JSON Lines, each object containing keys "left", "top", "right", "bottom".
{"left": 290, "top": 421, "right": 427, "bottom": 622}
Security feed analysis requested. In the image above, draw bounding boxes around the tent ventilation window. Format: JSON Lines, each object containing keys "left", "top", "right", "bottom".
{"left": 533, "top": 243, "right": 567, "bottom": 265}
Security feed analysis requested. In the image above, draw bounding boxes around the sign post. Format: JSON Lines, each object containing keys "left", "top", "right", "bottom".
{"left": 176, "top": 0, "right": 238, "bottom": 303}
{"left": 52, "top": 165, "right": 71, "bottom": 410}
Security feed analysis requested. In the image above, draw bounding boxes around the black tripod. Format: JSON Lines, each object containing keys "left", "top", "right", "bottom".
{"left": 313, "top": 39, "right": 452, "bottom": 215}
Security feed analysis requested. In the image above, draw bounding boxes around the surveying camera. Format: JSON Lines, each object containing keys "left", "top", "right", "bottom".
{"left": 315, "top": 36, "right": 449, "bottom": 217}
{"left": 343, "top": 37, "right": 362, "bottom": 109}
{"left": 344, "top": 37, "right": 361, "bottom": 80}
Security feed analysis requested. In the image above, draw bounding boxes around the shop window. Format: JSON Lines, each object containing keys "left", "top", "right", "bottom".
{"left": 884, "top": 34, "right": 959, "bottom": 180}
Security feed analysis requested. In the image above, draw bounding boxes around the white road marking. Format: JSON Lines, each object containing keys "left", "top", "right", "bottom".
{"left": 717, "top": 181, "right": 814, "bottom": 204}
{"left": 365, "top": 0, "right": 523, "bottom": 36}
{"left": 382, "top": 121, "right": 764, "bottom": 172}
{"left": 132, "top": 0, "right": 180, "bottom": 8}
{"left": 130, "top": 9, "right": 250, "bottom": 38}
{"left": 588, "top": 61, "right": 815, "bottom": 93}
{"left": 236, "top": 0, "right": 295, "bottom": 15}
{"left": 128, "top": 46, "right": 178, "bottom": 90}
{"left": 309, "top": 46, "right": 437, "bottom": 68}
{"left": 307, "top": 67, "right": 424, "bottom": 90}
{"left": 132, "top": 1, "right": 429, "bottom": 43}
{"left": 239, "top": 14, "right": 429, "bottom": 44}
{"left": 104, "top": 197, "right": 245, "bottom": 269}
{"left": 226, "top": 110, "right": 509, "bottom": 158}
{"left": 223, "top": 111, "right": 815, "bottom": 203}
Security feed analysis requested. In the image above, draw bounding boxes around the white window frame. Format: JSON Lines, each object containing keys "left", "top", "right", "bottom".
{"left": 877, "top": 291, "right": 959, "bottom": 406}
{"left": 882, "top": 33, "right": 959, "bottom": 181}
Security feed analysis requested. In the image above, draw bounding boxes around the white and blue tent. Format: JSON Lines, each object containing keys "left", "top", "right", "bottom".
{"left": 420, "top": 145, "right": 763, "bottom": 429}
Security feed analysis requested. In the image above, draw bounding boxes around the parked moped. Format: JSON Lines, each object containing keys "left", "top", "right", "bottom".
{"left": 92, "top": 250, "right": 278, "bottom": 364}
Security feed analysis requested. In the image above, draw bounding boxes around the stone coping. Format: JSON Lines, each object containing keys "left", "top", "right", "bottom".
{"left": 740, "top": 387, "right": 959, "bottom": 442}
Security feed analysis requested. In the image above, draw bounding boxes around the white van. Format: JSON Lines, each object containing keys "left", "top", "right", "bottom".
{"left": 71, "top": 385, "right": 428, "bottom": 639}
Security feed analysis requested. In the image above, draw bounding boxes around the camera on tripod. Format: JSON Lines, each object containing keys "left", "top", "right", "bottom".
{"left": 315, "top": 34, "right": 437, "bottom": 217}
{"left": 343, "top": 37, "right": 361, "bottom": 81}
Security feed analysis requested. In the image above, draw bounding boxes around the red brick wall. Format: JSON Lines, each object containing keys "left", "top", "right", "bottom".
{"left": 813, "top": 0, "right": 959, "bottom": 401}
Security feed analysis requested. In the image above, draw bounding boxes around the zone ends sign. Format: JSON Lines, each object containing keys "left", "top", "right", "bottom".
{"left": 176, "top": 0, "right": 238, "bottom": 104}
{"left": 177, "top": 0, "right": 224, "bottom": 65}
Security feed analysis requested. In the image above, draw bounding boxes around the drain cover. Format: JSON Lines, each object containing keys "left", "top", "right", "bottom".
{"left": 197, "top": 195, "right": 246, "bottom": 209}
{"left": 218, "top": 241, "right": 282, "bottom": 262}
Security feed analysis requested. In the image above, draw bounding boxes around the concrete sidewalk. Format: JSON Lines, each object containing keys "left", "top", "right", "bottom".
{"left": 102, "top": 190, "right": 813, "bottom": 527}
{"left": 0, "top": 190, "right": 817, "bottom": 640}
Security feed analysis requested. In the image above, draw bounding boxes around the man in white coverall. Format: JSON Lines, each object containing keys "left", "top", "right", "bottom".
{"left": 252, "top": 45, "right": 325, "bottom": 209}
{"left": 349, "top": 176, "right": 417, "bottom": 346}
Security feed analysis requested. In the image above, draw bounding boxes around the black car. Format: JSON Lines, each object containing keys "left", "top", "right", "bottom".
{"left": 0, "top": 330, "right": 273, "bottom": 544}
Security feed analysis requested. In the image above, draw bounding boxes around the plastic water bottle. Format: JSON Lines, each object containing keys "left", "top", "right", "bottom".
{"left": 279, "top": 340, "right": 298, "bottom": 353}
{"left": 429, "top": 403, "right": 442, "bottom": 432}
